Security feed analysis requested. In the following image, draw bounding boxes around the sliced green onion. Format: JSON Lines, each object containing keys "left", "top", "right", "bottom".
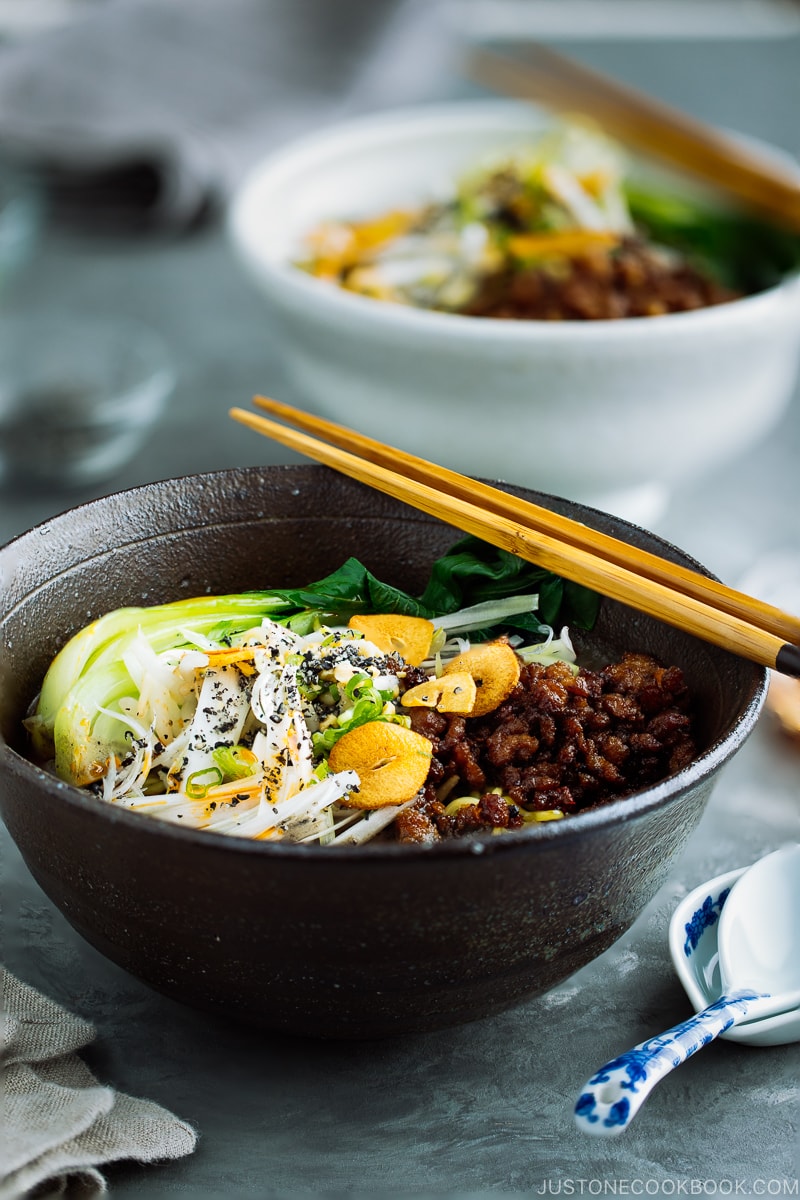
{"left": 211, "top": 745, "right": 257, "bottom": 781}
{"left": 343, "top": 672, "right": 372, "bottom": 700}
{"left": 185, "top": 767, "right": 224, "bottom": 799}
{"left": 433, "top": 594, "right": 540, "bottom": 634}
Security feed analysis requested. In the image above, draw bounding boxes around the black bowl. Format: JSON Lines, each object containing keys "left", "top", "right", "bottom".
{"left": 0, "top": 466, "right": 766, "bottom": 1038}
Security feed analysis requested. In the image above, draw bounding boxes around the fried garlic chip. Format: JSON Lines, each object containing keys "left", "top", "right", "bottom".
{"left": 442, "top": 641, "right": 520, "bottom": 717}
{"left": 329, "top": 721, "right": 433, "bottom": 808}
{"left": 348, "top": 613, "right": 434, "bottom": 666}
{"left": 401, "top": 672, "right": 477, "bottom": 715}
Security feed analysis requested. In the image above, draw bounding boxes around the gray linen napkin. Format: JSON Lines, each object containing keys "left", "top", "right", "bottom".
{"left": 0, "top": 0, "right": 446, "bottom": 234}
{"left": 1, "top": 968, "right": 196, "bottom": 1200}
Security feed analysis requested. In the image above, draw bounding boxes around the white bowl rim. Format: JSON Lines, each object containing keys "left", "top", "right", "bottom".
{"left": 229, "top": 99, "right": 800, "bottom": 344}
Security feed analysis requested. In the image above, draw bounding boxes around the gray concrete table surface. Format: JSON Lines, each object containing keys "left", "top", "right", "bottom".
{"left": 1, "top": 24, "right": 799, "bottom": 1197}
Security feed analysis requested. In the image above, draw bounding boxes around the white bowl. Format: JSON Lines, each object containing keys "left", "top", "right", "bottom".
{"left": 228, "top": 101, "right": 800, "bottom": 524}
{"left": 668, "top": 866, "right": 800, "bottom": 1047}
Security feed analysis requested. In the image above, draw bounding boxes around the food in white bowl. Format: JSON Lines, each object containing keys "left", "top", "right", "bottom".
{"left": 295, "top": 122, "right": 743, "bottom": 320}
{"left": 228, "top": 102, "right": 800, "bottom": 524}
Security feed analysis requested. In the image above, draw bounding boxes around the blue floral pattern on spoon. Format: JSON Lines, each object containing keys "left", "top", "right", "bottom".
{"left": 574, "top": 990, "right": 766, "bottom": 1137}
{"left": 683, "top": 887, "right": 730, "bottom": 955}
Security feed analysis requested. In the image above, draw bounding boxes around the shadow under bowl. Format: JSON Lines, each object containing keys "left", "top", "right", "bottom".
{"left": 0, "top": 466, "right": 767, "bottom": 1038}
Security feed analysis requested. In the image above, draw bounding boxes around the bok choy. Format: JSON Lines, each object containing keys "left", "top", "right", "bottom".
{"left": 26, "top": 537, "right": 599, "bottom": 846}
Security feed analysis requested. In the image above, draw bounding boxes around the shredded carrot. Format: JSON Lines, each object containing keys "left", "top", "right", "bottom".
{"left": 506, "top": 229, "right": 621, "bottom": 260}
{"left": 350, "top": 209, "right": 416, "bottom": 249}
{"left": 304, "top": 209, "right": 417, "bottom": 277}
{"left": 253, "top": 825, "right": 285, "bottom": 841}
{"left": 201, "top": 774, "right": 264, "bottom": 803}
{"left": 578, "top": 169, "right": 612, "bottom": 198}
{"left": 202, "top": 646, "right": 258, "bottom": 668}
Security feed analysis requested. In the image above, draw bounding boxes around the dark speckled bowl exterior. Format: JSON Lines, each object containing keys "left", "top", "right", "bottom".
{"left": 0, "top": 466, "right": 766, "bottom": 1038}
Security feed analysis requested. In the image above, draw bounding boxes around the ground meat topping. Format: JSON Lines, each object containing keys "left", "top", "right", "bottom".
{"left": 397, "top": 652, "right": 696, "bottom": 843}
{"left": 460, "top": 237, "right": 739, "bottom": 321}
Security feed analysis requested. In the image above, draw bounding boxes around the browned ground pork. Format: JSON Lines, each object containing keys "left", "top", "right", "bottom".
{"left": 460, "top": 237, "right": 738, "bottom": 321}
{"left": 394, "top": 652, "right": 696, "bottom": 843}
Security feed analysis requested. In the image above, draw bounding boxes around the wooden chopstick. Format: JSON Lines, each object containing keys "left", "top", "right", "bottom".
{"left": 250, "top": 396, "right": 800, "bottom": 647}
{"left": 468, "top": 44, "right": 800, "bottom": 233}
{"left": 230, "top": 400, "right": 800, "bottom": 678}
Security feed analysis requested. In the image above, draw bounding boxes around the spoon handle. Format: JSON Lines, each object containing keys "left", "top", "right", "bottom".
{"left": 574, "top": 989, "right": 765, "bottom": 1137}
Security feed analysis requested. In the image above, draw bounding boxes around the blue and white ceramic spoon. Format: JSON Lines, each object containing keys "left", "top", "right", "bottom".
{"left": 574, "top": 844, "right": 800, "bottom": 1137}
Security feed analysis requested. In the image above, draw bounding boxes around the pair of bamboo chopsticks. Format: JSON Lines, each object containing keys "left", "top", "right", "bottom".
{"left": 468, "top": 43, "right": 800, "bottom": 233}
{"left": 230, "top": 397, "right": 800, "bottom": 678}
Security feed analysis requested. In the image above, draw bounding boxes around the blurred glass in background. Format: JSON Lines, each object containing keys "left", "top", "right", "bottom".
{"left": 0, "top": 311, "right": 175, "bottom": 490}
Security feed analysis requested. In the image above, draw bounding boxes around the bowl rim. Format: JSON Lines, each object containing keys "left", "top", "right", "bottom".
{"left": 0, "top": 465, "right": 768, "bottom": 863}
{"left": 228, "top": 98, "right": 800, "bottom": 344}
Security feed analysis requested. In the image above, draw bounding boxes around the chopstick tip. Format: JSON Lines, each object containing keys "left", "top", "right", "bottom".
{"left": 229, "top": 406, "right": 258, "bottom": 426}
{"left": 775, "top": 643, "right": 800, "bottom": 679}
